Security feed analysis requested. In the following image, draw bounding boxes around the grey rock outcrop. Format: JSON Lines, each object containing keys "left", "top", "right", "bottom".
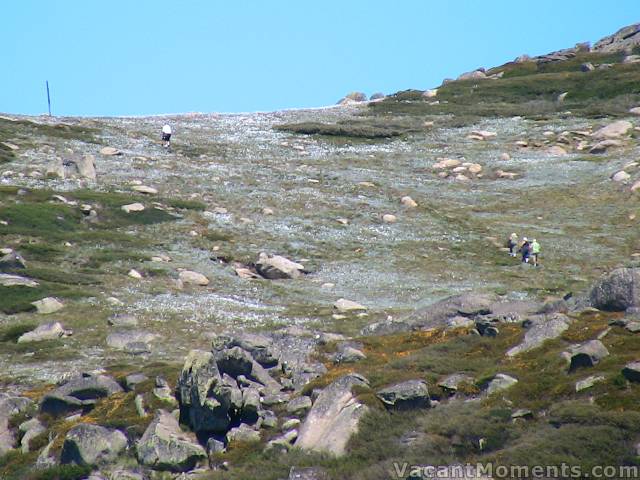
{"left": 593, "top": 23, "right": 640, "bottom": 53}
{"left": 137, "top": 410, "right": 206, "bottom": 472}
{"left": 406, "top": 292, "right": 496, "bottom": 330}
{"left": 589, "top": 267, "right": 640, "bottom": 311}
{"left": 376, "top": 380, "right": 430, "bottom": 410}
{"left": 295, "top": 374, "right": 369, "bottom": 456}
{"left": 506, "top": 313, "right": 572, "bottom": 357}
{"left": 41, "top": 374, "right": 123, "bottom": 416}
{"left": 60, "top": 424, "right": 127, "bottom": 466}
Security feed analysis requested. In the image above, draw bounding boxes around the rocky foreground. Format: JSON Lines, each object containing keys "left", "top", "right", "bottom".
{"left": 1, "top": 22, "right": 640, "bottom": 480}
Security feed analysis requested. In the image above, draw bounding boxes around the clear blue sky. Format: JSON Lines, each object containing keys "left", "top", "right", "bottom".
{"left": 2, "top": 0, "right": 639, "bottom": 116}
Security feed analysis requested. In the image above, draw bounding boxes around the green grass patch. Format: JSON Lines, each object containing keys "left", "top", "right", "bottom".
{"left": 275, "top": 121, "right": 405, "bottom": 139}
{"left": 0, "top": 322, "right": 38, "bottom": 342}
{"left": 0, "top": 117, "right": 98, "bottom": 144}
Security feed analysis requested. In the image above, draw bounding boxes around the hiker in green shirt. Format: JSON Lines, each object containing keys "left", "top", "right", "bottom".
{"left": 531, "top": 238, "right": 541, "bottom": 267}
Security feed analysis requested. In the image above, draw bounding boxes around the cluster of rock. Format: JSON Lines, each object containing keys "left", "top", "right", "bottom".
{"left": 337, "top": 92, "right": 385, "bottom": 105}
{"left": 432, "top": 157, "right": 483, "bottom": 182}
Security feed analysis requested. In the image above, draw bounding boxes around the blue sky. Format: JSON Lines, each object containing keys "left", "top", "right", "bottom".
{"left": 2, "top": 1, "right": 639, "bottom": 116}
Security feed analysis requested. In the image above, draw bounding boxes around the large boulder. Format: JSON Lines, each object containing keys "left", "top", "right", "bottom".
{"left": 255, "top": 253, "right": 305, "bottom": 279}
{"left": 0, "top": 273, "right": 38, "bottom": 287}
{"left": 41, "top": 374, "right": 123, "bottom": 416}
{"left": 74, "top": 154, "right": 97, "bottom": 180}
{"left": 0, "top": 251, "right": 26, "bottom": 270}
{"left": 591, "top": 120, "right": 633, "bottom": 140}
{"left": 622, "top": 361, "right": 640, "bottom": 382}
{"left": 176, "top": 350, "right": 231, "bottom": 433}
{"left": 295, "top": 374, "right": 369, "bottom": 456}
{"left": 376, "top": 380, "right": 430, "bottom": 410}
{"left": 137, "top": 410, "right": 206, "bottom": 472}
{"left": 17, "top": 322, "right": 70, "bottom": 343}
{"left": 589, "top": 267, "right": 640, "bottom": 311}
{"left": 568, "top": 340, "right": 609, "bottom": 371}
{"left": 60, "top": 424, "right": 127, "bottom": 466}
{"left": 31, "top": 297, "right": 64, "bottom": 314}
{"left": 506, "top": 313, "right": 572, "bottom": 357}
{"left": 486, "top": 374, "right": 518, "bottom": 395}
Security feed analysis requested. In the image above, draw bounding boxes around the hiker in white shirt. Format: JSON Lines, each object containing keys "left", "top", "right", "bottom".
{"left": 161, "top": 124, "right": 172, "bottom": 148}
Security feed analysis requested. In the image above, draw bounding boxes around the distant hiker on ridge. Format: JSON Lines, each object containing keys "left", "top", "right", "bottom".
{"left": 507, "top": 233, "right": 518, "bottom": 257}
{"left": 519, "top": 237, "right": 531, "bottom": 264}
{"left": 161, "top": 124, "right": 172, "bottom": 148}
{"left": 531, "top": 238, "right": 541, "bottom": 267}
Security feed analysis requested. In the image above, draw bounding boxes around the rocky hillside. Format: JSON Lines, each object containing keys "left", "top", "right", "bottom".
{"left": 1, "top": 23, "right": 640, "bottom": 480}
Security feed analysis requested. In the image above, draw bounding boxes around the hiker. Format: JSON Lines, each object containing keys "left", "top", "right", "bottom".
{"left": 531, "top": 238, "right": 541, "bottom": 266}
{"left": 161, "top": 124, "right": 172, "bottom": 148}
{"left": 507, "top": 233, "right": 518, "bottom": 257}
{"left": 519, "top": 237, "right": 531, "bottom": 263}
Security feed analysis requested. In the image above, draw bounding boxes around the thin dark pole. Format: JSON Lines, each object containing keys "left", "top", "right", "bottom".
{"left": 46, "top": 81, "right": 51, "bottom": 116}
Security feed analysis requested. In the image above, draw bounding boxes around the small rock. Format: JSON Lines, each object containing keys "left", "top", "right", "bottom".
{"left": 334, "top": 346, "right": 366, "bottom": 364}
{"left": 467, "top": 163, "right": 483, "bottom": 174}
{"left": 282, "top": 418, "right": 301, "bottom": 430}
{"left": 376, "top": 380, "right": 430, "bottom": 410}
{"left": 611, "top": 171, "right": 631, "bottom": 182}
{"left": 121, "top": 203, "right": 145, "bottom": 213}
{"left": 31, "top": 297, "right": 64, "bottom": 314}
{"left": 382, "top": 214, "right": 397, "bottom": 223}
{"left": 486, "top": 374, "right": 518, "bottom": 395}
{"left": 128, "top": 269, "right": 143, "bottom": 279}
{"left": 592, "top": 120, "right": 633, "bottom": 140}
{"left": 132, "top": 185, "right": 158, "bottom": 194}
{"left": 589, "top": 139, "right": 623, "bottom": 154}
{"left": 226, "top": 424, "right": 261, "bottom": 444}
{"left": 262, "top": 207, "right": 274, "bottom": 215}
{"left": 100, "top": 147, "right": 121, "bottom": 156}
{"left": 401, "top": 196, "right": 418, "bottom": 208}
{"left": 500, "top": 152, "right": 511, "bottom": 161}
{"left": 334, "top": 298, "right": 367, "bottom": 313}
{"left": 179, "top": 270, "right": 210, "bottom": 286}
{"left": 575, "top": 375, "right": 605, "bottom": 392}
{"left": 286, "top": 396, "right": 313, "bottom": 416}
{"left": 629, "top": 107, "right": 640, "bottom": 116}
{"left": 548, "top": 146, "right": 567, "bottom": 156}
{"left": 108, "top": 314, "right": 138, "bottom": 327}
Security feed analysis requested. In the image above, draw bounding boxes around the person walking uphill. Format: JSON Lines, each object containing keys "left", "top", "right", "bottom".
{"left": 507, "top": 233, "right": 518, "bottom": 257}
{"left": 161, "top": 124, "right": 172, "bottom": 148}
{"left": 531, "top": 238, "right": 541, "bottom": 267}
{"left": 519, "top": 237, "right": 531, "bottom": 264}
